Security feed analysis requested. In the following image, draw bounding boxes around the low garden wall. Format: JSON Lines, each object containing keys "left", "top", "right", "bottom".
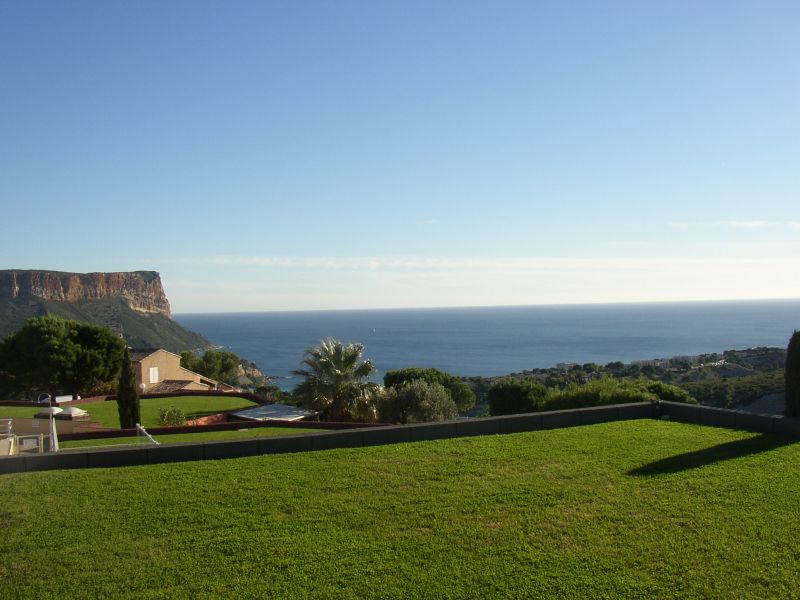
{"left": 58, "top": 418, "right": 381, "bottom": 441}
{"left": 2, "top": 401, "right": 798, "bottom": 475}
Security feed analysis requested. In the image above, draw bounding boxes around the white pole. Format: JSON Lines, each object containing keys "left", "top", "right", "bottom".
{"left": 49, "top": 412, "right": 59, "bottom": 453}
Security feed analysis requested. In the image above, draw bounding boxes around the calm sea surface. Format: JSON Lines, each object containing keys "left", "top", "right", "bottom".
{"left": 175, "top": 300, "right": 800, "bottom": 390}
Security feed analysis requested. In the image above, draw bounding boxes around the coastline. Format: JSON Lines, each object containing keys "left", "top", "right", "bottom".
{"left": 175, "top": 300, "right": 799, "bottom": 392}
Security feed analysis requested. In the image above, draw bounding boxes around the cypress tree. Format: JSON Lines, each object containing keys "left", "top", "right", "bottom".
{"left": 117, "top": 348, "right": 141, "bottom": 429}
{"left": 786, "top": 331, "right": 800, "bottom": 418}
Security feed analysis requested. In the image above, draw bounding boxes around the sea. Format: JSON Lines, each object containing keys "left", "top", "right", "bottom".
{"left": 175, "top": 299, "right": 800, "bottom": 391}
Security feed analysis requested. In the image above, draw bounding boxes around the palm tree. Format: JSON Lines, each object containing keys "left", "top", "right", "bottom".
{"left": 292, "top": 338, "right": 379, "bottom": 422}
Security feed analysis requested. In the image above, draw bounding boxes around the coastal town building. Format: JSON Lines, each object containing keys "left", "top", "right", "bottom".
{"left": 129, "top": 348, "right": 237, "bottom": 393}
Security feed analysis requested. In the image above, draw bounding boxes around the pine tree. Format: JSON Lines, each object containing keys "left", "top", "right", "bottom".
{"left": 786, "top": 331, "right": 800, "bottom": 418}
{"left": 117, "top": 348, "right": 141, "bottom": 429}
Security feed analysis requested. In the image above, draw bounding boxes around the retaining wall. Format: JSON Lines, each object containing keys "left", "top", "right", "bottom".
{"left": 656, "top": 401, "right": 799, "bottom": 435}
{"left": 2, "top": 401, "right": 797, "bottom": 474}
{"left": 59, "top": 418, "right": 380, "bottom": 441}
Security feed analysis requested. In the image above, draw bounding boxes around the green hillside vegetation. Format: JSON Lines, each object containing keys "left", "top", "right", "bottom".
{"left": 679, "top": 369, "right": 784, "bottom": 408}
{"left": 2, "top": 420, "right": 800, "bottom": 597}
{"left": 467, "top": 347, "right": 787, "bottom": 411}
{"left": 0, "top": 296, "right": 209, "bottom": 353}
{"left": 488, "top": 377, "right": 695, "bottom": 416}
{"left": 545, "top": 377, "right": 695, "bottom": 410}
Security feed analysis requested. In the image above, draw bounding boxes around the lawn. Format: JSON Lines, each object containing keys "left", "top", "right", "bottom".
{"left": 2, "top": 420, "right": 800, "bottom": 598}
{"left": 77, "top": 395, "right": 259, "bottom": 428}
{"left": 60, "top": 426, "right": 322, "bottom": 448}
{"left": 0, "top": 395, "right": 258, "bottom": 429}
{"left": 0, "top": 406, "right": 40, "bottom": 419}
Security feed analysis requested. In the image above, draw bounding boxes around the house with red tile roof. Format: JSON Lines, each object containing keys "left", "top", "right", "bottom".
{"left": 129, "top": 349, "right": 238, "bottom": 394}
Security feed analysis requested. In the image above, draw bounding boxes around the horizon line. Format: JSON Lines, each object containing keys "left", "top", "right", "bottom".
{"left": 173, "top": 296, "right": 800, "bottom": 317}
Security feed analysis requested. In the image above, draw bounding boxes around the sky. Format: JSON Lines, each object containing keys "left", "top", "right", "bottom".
{"left": 1, "top": 1, "right": 799, "bottom": 313}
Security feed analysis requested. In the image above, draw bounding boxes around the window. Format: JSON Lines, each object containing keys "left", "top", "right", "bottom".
{"left": 149, "top": 366, "right": 159, "bottom": 384}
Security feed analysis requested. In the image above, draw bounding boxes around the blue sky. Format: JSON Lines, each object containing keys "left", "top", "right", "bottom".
{"left": 2, "top": 1, "right": 798, "bottom": 313}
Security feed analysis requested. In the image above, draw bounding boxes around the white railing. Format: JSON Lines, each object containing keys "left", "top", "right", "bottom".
{"left": 16, "top": 434, "right": 45, "bottom": 454}
{"left": 135, "top": 423, "right": 160, "bottom": 445}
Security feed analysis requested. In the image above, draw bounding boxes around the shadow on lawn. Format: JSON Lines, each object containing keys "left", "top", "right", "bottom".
{"left": 628, "top": 434, "right": 797, "bottom": 476}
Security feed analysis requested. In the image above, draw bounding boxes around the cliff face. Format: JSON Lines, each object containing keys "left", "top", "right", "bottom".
{"left": 0, "top": 270, "right": 171, "bottom": 317}
{"left": 0, "top": 269, "right": 208, "bottom": 352}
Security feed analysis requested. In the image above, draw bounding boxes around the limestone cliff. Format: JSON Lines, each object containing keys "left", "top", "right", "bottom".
{"left": 0, "top": 270, "right": 208, "bottom": 352}
{"left": 0, "top": 270, "right": 171, "bottom": 317}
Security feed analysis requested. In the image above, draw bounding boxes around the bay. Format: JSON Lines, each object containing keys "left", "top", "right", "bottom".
{"left": 175, "top": 299, "right": 800, "bottom": 390}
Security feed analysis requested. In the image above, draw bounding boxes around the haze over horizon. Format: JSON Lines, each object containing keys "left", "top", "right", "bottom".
{"left": 2, "top": 2, "right": 798, "bottom": 314}
{"left": 171, "top": 295, "right": 800, "bottom": 317}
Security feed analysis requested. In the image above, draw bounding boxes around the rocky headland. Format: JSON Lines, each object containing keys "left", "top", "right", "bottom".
{"left": 0, "top": 269, "right": 208, "bottom": 352}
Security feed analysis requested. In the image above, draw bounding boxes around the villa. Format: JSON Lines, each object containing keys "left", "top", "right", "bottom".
{"left": 129, "top": 348, "right": 237, "bottom": 394}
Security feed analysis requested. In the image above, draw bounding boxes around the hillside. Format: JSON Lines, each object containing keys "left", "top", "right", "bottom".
{"left": 0, "top": 269, "right": 209, "bottom": 352}
{"left": 465, "top": 346, "right": 788, "bottom": 412}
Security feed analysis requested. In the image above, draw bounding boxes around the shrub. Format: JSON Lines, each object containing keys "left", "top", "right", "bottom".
{"left": 159, "top": 407, "right": 186, "bottom": 426}
{"left": 377, "top": 380, "right": 457, "bottom": 424}
{"left": 641, "top": 380, "right": 696, "bottom": 404}
{"left": 488, "top": 379, "right": 547, "bottom": 416}
{"left": 543, "top": 377, "right": 696, "bottom": 411}
{"left": 384, "top": 368, "right": 476, "bottom": 413}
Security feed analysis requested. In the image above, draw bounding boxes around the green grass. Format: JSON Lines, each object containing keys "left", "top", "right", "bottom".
{"left": 0, "top": 406, "right": 40, "bottom": 419}
{"left": 2, "top": 420, "right": 800, "bottom": 598}
{"left": 79, "top": 395, "right": 258, "bottom": 429}
{"left": 0, "top": 395, "right": 258, "bottom": 429}
{"left": 60, "top": 426, "right": 322, "bottom": 448}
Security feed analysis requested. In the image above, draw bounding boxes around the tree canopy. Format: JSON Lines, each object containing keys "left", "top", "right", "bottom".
{"left": 377, "top": 379, "right": 457, "bottom": 424}
{"left": 180, "top": 349, "right": 240, "bottom": 383}
{"left": 0, "top": 315, "right": 125, "bottom": 398}
{"left": 488, "top": 378, "right": 547, "bottom": 416}
{"left": 383, "top": 367, "right": 476, "bottom": 413}
{"left": 292, "top": 338, "right": 379, "bottom": 421}
{"left": 117, "top": 347, "right": 141, "bottom": 429}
